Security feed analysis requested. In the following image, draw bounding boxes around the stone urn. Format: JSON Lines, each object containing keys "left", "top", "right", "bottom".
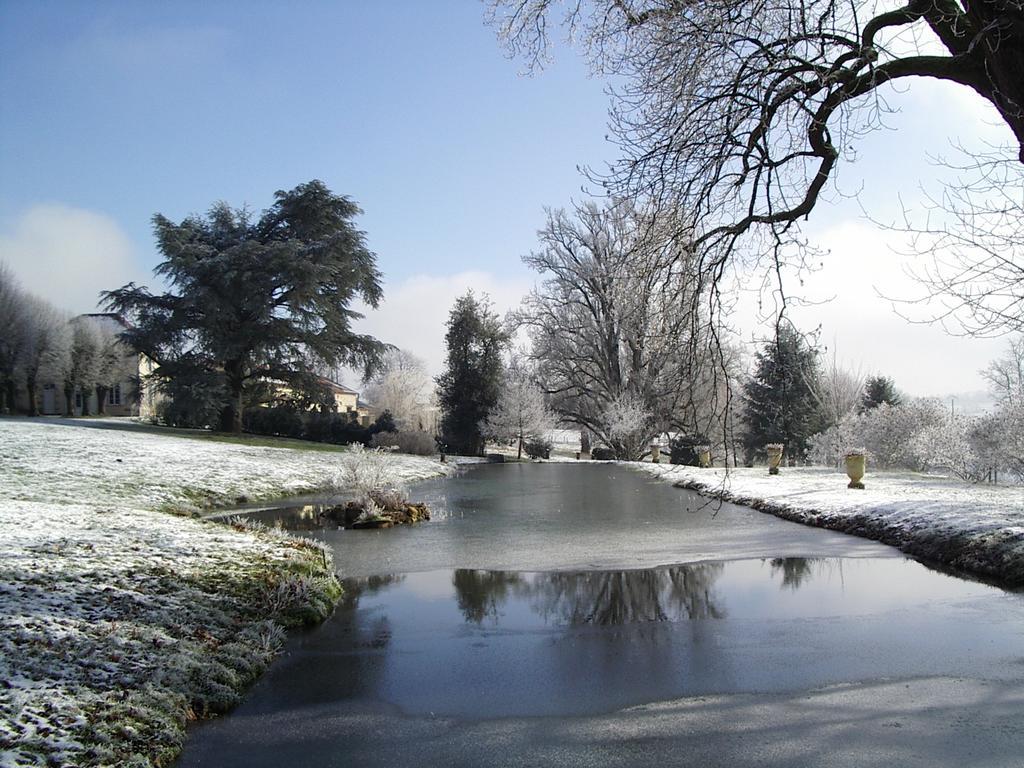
{"left": 766, "top": 443, "right": 784, "bottom": 475}
{"left": 844, "top": 451, "right": 866, "bottom": 489}
{"left": 698, "top": 447, "right": 711, "bottom": 468}
{"left": 651, "top": 444, "right": 661, "bottom": 464}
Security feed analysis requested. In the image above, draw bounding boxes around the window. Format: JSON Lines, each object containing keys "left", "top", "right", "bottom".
{"left": 107, "top": 384, "right": 122, "bottom": 406}
{"left": 74, "top": 390, "right": 83, "bottom": 409}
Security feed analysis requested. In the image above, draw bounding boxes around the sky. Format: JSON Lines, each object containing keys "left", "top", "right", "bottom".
{"left": 0, "top": 1, "right": 1016, "bottom": 403}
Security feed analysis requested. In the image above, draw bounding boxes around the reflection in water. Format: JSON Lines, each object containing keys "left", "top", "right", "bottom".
{"left": 770, "top": 557, "right": 818, "bottom": 590}
{"left": 452, "top": 570, "right": 523, "bottom": 623}
{"left": 453, "top": 564, "right": 726, "bottom": 626}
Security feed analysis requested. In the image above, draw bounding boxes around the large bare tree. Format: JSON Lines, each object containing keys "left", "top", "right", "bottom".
{"left": 519, "top": 199, "right": 727, "bottom": 459}
{"left": 489, "top": 0, "right": 1024, "bottom": 333}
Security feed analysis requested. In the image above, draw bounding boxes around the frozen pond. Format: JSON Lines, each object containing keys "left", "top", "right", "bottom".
{"left": 179, "top": 464, "right": 1024, "bottom": 767}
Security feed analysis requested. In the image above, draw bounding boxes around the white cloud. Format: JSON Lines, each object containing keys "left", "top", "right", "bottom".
{"left": 735, "top": 220, "right": 1007, "bottom": 398}
{"left": 0, "top": 204, "right": 149, "bottom": 314}
{"left": 347, "top": 270, "right": 532, "bottom": 383}
{"left": 355, "top": 270, "right": 532, "bottom": 375}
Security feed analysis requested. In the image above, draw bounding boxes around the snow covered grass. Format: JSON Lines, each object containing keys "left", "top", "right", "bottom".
{"left": 0, "top": 419, "right": 454, "bottom": 767}
{"left": 632, "top": 463, "right": 1024, "bottom": 587}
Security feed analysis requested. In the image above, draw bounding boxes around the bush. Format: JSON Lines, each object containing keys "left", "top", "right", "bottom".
{"left": 242, "top": 406, "right": 304, "bottom": 438}
{"left": 669, "top": 433, "right": 710, "bottom": 466}
{"left": 304, "top": 411, "right": 371, "bottom": 446}
{"left": 369, "top": 410, "right": 397, "bottom": 436}
{"left": 370, "top": 430, "right": 437, "bottom": 455}
{"left": 591, "top": 446, "right": 616, "bottom": 460}
{"left": 523, "top": 437, "right": 552, "bottom": 459}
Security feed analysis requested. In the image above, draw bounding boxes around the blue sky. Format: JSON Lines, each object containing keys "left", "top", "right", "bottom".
{"left": 0, "top": 1, "right": 1014, "bottom": 397}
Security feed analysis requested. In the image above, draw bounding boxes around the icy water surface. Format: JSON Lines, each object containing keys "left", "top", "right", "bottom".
{"left": 179, "top": 464, "right": 1024, "bottom": 767}
{"left": 235, "top": 462, "right": 897, "bottom": 574}
{"left": 226, "top": 558, "right": 1019, "bottom": 719}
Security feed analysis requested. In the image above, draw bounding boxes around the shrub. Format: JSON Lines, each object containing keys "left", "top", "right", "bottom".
{"left": 335, "top": 444, "right": 398, "bottom": 497}
{"left": 524, "top": 437, "right": 552, "bottom": 459}
{"left": 242, "top": 406, "right": 305, "bottom": 439}
{"left": 304, "top": 411, "right": 371, "bottom": 446}
{"left": 370, "top": 430, "right": 436, "bottom": 455}
{"left": 369, "top": 410, "right": 397, "bottom": 436}
{"left": 669, "top": 433, "right": 710, "bottom": 466}
{"left": 591, "top": 446, "right": 616, "bottom": 461}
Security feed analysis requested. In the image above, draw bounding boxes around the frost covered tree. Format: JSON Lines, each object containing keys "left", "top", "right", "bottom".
{"left": 88, "top": 321, "right": 126, "bottom": 416}
{"left": 437, "top": 292, "right": 509, "bottom": 455}
{"left": 742, "top": 325, "right": 824, "bottom": 464}
{"left": 362, "top": 349, "right": 435, "bottom": 432}
{"left": 104, "top": 181, "right": 387, "bottom": 433}
{"left": 482, "top": 354, "right": 554, "bottom": 459}
{"left": 0, "top": 262, "right": 27, "bottom": 412}
{"left": 976, "top": 336, "right": 1024, "bottom": 479}
{"left": 489, "top": 0, "right": 1024, "bottom": 333}
{"left": 19, "top": 296, "right": 69, "bottom": 416}
{"left": 62, "top": 318, "right": 99, "bottom": 416}
{"left": 860, "top": 375, "right": 903, "bottom": 413}
{"left": 982, "top": 335, "right": 1024, "bottom": 407}
{"left": 519, "top": 199, "right": 725, "bottom": 460}
{"left": 806, "top": 350, "right": 864, "bottom": 466}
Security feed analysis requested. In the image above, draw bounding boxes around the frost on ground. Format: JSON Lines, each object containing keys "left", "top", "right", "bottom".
{"left": 0, "top": 419, "right": 453, "bottom": 767}
{"left": 633, "top": 463, "right": 1024, "bottom": 586}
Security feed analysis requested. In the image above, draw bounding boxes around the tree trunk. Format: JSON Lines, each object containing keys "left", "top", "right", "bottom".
{"left": 3, "top": 380, "right": 15, "bottom": 414}
{"left": 517, "top": 432, "right": 523, "bottom": 460}
{"left": 96, "top": 385, "right": 108, "bottom": 415}
{"left": 26, "top": 374, "right": 37, "bottom": 417}
{"left": 219, "top": 364, "right": 245, "bottom": 433}
{"left": 64, "top": 387, "right": 74, "bottom": 416}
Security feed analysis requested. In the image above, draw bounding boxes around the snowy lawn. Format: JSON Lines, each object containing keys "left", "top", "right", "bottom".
{"left": 632, "top": 463, "right": 1024, "bottom": 586}
{"left": 0, "top": 418, "right": 453, "bottom": 767}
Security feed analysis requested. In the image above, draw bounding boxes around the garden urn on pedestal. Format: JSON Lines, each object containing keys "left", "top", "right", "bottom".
{"left": 845, "top": 451, "right": 866, "bottom": 489}
{"left": 766, "top": 443, "right": 784, "bottom": 475}
{"left": 651, "top": 444, "right": 661, "bottom": 463}
{"left": 698, "top": 447, "right": 711, "bottom": 468}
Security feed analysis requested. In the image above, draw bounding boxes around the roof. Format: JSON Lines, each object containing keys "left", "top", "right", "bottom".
{"left": 316, "top": 376, "right": 359, "bottom": 395}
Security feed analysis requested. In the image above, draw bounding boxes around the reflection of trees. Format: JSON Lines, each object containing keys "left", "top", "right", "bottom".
{"left": 452, "top": 570, "right": 523, "bottom": 623}
{"left": 769, "top": 558, "right": 817, "bottom": 590}
{"left": 339, "top": 574, "right": 406, "bottom": 610}
{"left": 532, "top": 565, "right": 725, "bottom": 625}
{"left": 452, "top": 565, "right": 725, "bottom": 626}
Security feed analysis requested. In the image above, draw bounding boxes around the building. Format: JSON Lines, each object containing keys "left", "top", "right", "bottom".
{"left": 319, "top": 377, "right": 372, "bottom": 426}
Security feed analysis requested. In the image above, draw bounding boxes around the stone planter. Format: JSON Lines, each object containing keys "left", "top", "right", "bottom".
{"left": 651, "top": 444, "right": 661, "bottom": 464}
{"left": 698, "top": 448, "right": 711, "bottom": 468}
{"left": 845, "top": 452, "right": 866, "bottom": 489}
{"left": 766, "top": 443, "right": 784, "bottom": 475}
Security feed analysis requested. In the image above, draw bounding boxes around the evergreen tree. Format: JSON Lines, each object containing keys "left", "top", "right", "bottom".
{"left": 104, "top": 181, "right": 386, "bottom": 433}
{"left": 860, "top": 375, "right": 903, "bottom": 413}
{"left": 436, "top": 292, "right": 508, "bottom": 455}
{"left": 742, "top": 325, "right": 823, "bottom": 464}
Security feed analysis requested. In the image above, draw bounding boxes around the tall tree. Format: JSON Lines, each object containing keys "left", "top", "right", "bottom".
{"left": 0, "top": 262, "right": 27, "bottom": 412}
{"left": 490, "top": 1, "right": 1024, "bottom": 335}
{"left": 104, "top": 181, "right": 387, "bottom": 433}
{"left": 62, "top": 319, "right": 99, "bottom": 416}
{"left": 742, "top": 325, "right": 824, "bottom": 464}
{"left": 362, "top": 349, "right": 435, "bottom": 431}
{"left": 518, "top": 200, "right": 725, "bottom": 460}
{"left": 19, "top": 296, "right": 69, "bottom": 416}
{"left": 437, "top": 292, "right": 509, "bottom": 455}
{"left": 860, "top": 375, "right": 903, "bottom": 413}
{"left": 482, "top": 353, "right": 554, "bottom": 459}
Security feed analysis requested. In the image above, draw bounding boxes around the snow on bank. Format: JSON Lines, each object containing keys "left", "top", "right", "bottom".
{"left": 0, "top": 419, "right": 453, "bottom": 767}
{"left": 632, "top": 463, "right": 1024, "bottom": 586}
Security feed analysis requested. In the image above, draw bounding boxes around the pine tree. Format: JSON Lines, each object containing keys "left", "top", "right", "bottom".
{"left": 742, "top": 325, "right": 823, "bottom": 464}
{"left": 860, "top": 375, "right": 902, "bottom": 413}
{"left": 436, "top": 292, "right": 509, "bottom": 455}
{"left": 103, "top": 181, "right": 386, "bottom": 433}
